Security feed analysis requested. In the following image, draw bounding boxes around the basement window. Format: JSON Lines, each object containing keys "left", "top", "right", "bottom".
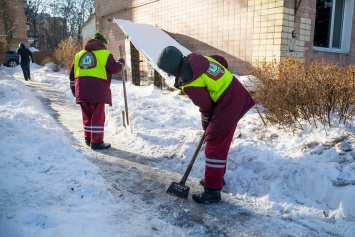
{"left": 313, "top": 0, "right": 354, "bottom": 53}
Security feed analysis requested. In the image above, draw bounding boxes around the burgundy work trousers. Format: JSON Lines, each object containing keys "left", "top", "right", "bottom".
{"left": 204, "top": 126, "right": 237, "bottom": 190}
{"left": 79, "top": 102, "right": 106, "bottom": 145}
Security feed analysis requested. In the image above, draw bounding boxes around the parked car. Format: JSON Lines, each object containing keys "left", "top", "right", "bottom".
{"left": 2, "top": 49, "right": 19, "bottom": 67}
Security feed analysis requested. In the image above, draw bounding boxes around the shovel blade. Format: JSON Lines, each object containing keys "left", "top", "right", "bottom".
{"left": 166, "top": 182, "right": 190, "bottom": 199}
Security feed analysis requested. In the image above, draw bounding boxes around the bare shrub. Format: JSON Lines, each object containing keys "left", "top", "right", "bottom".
{"left": 0, "top": 37, "right": 9, "bottom": 60}
{"left": 32, "top": 50, "right": 58, "bottom": 66}
{"left": 32, "top": 38, "right": 81, "bottom": 71}
{"left": 248, "top": 58, "right": 355, "bottom": 130}
{"left": 55, "top": 38, "right": 82, "bottom": 70}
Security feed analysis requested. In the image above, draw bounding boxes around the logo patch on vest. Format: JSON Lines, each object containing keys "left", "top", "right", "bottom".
{"left": 206, "top": 62, "right": 224, "bottom": 80}
{"left": 79, "top": 52, "right": 96, "bottom": 69}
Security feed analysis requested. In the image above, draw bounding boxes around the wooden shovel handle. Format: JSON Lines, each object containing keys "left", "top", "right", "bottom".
{"left": 180, "top": 132, "right": 206, "bottom": 185}
{"left": 119, "top": 45, "right": 129, "bottom": 125}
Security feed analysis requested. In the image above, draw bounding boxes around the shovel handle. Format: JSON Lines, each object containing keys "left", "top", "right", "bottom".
{"left": 119, "top": 45, "right": 129, "bottom": 125}
{"left": 179, "top": 132, "right": 205, "bottom": 185}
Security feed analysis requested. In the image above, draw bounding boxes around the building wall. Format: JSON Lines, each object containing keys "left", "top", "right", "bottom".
{"left": 0, "top": 0, "right": 28, "bottom": 49}
{"left": 95, "top": 0, "right": 355, "bottom": 74}
{"left": 249, "top": 0, "right": 284, "bottom": 63}
{"left": 82, "top": 15, "right": 97, "bottom": 42}
{"left": 283, "top": 0, "right": 355, "bottom": 65}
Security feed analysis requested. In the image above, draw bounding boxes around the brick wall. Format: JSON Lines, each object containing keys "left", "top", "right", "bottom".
{"left": 95, "top": 0, "right": 355, "bottom": 74}
{"left": 249, "top": 0, "right": 284, "bottom": 64}
{"left": 283, "top": 0, "right": 355, "bottom": 66}
{"left": 95, "top": 0, "right": 256, "bottom": 74}
{"left": 0, "top": 0, "right": 27, "bottom": 49}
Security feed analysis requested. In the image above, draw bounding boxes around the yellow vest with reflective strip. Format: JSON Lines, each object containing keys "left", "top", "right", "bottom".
{"left": 74, "top": 49, "right": 110, "bottom": 80}
{"left": 180, "top": 56, "right": 233, "bottom": 102}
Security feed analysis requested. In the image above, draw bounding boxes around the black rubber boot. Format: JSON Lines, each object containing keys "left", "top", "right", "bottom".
{"left": 91, "top": 142, "right": 111, "bottom": 150}
{"left": 199, "top": 178, "right": 226, "bottom": 187}
{"left": 192, "top": 188, "right": 221, "bottom": 204}
{"left": 85, "top": 140, "right": 90, "bottom": 147}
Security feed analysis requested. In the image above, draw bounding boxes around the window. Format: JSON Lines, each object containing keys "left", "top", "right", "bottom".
{"left": 313, "top": 0, "right": 354, "bottom": 53}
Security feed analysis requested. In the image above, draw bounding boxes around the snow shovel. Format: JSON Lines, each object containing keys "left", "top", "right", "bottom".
{"left": 166, "top": 132, "right": 205, "bottom": 199}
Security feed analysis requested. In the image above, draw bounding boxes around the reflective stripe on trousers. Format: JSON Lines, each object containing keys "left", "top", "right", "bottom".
{"left": 79, "top": 102, "right": 106, "bottom": 144}
{"left": 204, "top": 126, "right": 237, "bottom": 190}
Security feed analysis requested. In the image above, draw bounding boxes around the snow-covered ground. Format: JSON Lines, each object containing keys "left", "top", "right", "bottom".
{"left": 1, "top": 20, "right": 355, "bottom": 237}
{"left": 1, "top": 60, "right": 354, "bottom": 236}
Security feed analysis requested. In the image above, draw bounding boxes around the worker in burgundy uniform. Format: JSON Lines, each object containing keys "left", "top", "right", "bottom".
{"left": 157, "top": 46, "right": 255, "bottom": 204}
{"left": 69, "top": 33, "right": 125, "bottom": 150}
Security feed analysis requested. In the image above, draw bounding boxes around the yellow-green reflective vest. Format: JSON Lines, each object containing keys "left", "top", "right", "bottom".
{"left": 180, "top": 56, "right": 233, "bottom": 102}
{"left": 74, "top": 49, "right": 110, "bottom": 80}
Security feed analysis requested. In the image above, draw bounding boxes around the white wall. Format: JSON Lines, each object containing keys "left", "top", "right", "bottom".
{"left": 82, "top": 15, "right": 96, "bottom": 42}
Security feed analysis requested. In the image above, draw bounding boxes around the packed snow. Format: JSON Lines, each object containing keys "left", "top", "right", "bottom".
{"left": 1, "top": 20, "right": 355, "bottom": 237}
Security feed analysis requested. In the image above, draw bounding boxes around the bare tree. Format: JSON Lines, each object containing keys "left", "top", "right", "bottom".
{"left": 26, "top": 0, "right": 45, "bottom": 48}
{"left": 0, "top": 0, "right": 16, "bottom": 43}
{"left": 26, "top": 0, "right": 94, "bottom": 50}
{"left": 58, "top": 0, "right": 93, "bottom": 41}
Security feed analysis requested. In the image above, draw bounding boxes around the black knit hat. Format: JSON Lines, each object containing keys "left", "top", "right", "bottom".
{"left": 157, "top": 46, "right": 183, "bottom": 76}
{"left": 94, "top": 33, "right": 107, "bottom": 44}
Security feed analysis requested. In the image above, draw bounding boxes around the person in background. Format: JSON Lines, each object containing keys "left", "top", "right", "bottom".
{"left": 16, "top": 43, "right": 34, "bottom": 81}
{"left": 69, "top": 33, "right": 125, "bottom": 150}
{"left": 157, "top": 46, "right": 255, "bottom": 204}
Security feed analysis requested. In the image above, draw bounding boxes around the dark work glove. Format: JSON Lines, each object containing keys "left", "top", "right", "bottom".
{"left": 118, "top": 57, "right": 125, "bottom": 67}
{"left": 202, "top": 120, "right": 209, "bottom": 131}
{"left": 201, "top": 115, "right": 210, "bottom": 131}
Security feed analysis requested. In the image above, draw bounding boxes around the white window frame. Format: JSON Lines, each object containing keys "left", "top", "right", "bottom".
{"left": 313, "top": 0, "right": 354, "bottom": 54}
